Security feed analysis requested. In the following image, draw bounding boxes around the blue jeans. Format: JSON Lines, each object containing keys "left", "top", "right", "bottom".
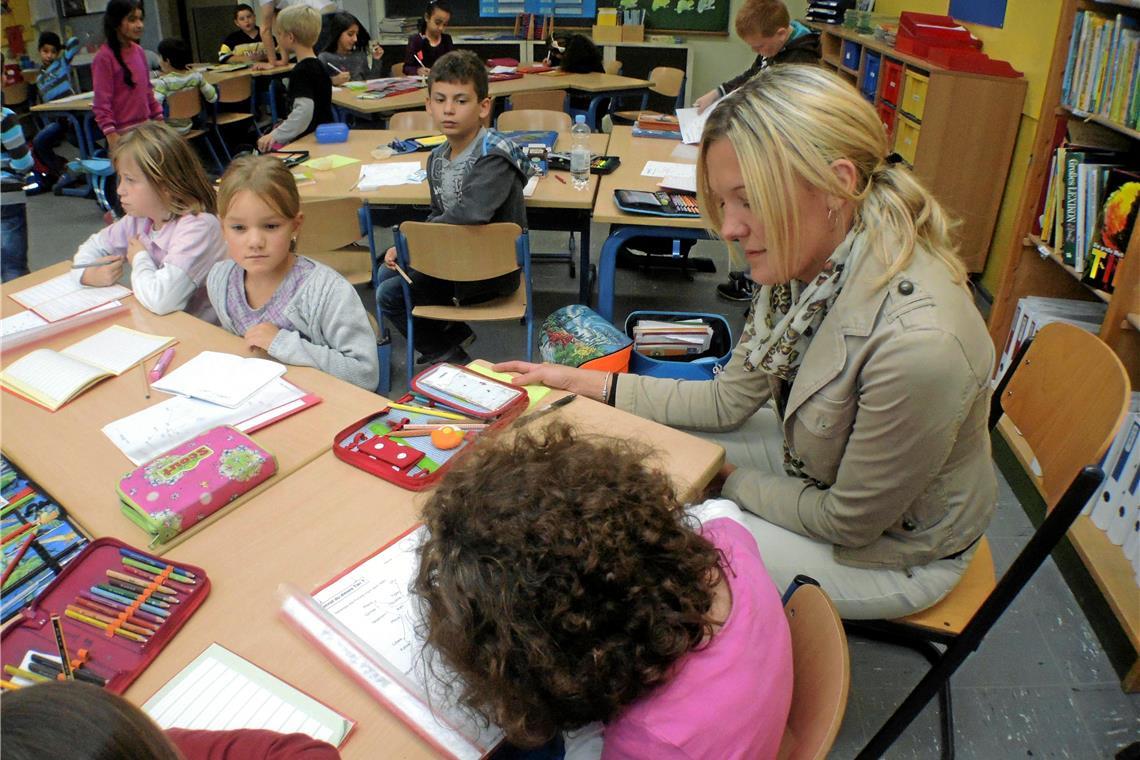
{"left": 32, "top": 120, "right": 67, "bottom": 175}
{"left": 1, "top": 201, "right": 29, "bottom": 282}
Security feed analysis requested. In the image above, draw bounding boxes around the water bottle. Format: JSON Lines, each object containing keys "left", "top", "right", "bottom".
{"left": 570, "top": 114, "right": 591, "bottom": 190}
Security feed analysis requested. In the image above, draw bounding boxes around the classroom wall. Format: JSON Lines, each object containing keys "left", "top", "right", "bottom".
{"left": 871, "top": 0, "right": 1064, "bottom": 295}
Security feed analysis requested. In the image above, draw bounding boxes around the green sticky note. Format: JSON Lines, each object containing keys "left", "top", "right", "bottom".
{"left": 466, "top": 363, "right": 551, "bottom": 410}
{"left": 302, "top": 154, "right": 360, "bottom": 171}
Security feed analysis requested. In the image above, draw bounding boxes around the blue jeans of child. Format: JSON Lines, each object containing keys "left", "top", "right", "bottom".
{"left": 1, "top": 201, "right": 29, "bottom": 282}
{"left": 376, "top": 266, "right": 470, "bottom": 357}
{"left": 32, "top": 120, "right": 67, "bottom": 175}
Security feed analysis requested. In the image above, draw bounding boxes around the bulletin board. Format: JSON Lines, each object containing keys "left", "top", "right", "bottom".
{"left": 616, "top": 0, "right": 728, "bottom": 33}
{"left": 949, "top": 0, "right": 1007, "bottom": 29}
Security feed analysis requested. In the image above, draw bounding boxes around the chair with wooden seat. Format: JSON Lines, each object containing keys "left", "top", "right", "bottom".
{"left": 390, "top": 62, "right": 405, "bottom": 77}
{"left": 163, "top": 89, "right": 224, "bottom": 174}
{"left": 846, "top": 322, "right": 1131, "bottom": 760}
{"left": 210, "top": 75, "right": 259, "bottom": 160}
{"left": 389, "top": 221, "right": 533, "bottom": 385}
{"left": 296, "top": 197, "right": 376, "bottom": 287}
{"left": 611, "top": 66, "right": 686, "bottom": 123}
{"left": 496, "top": 108, "right": 571, "bottom": 132}
{"left": 388, "top": 110, "right": 435, "bottom": 131}
{"left": 779, "top": 576, "right": 850, "bottom": 760}
{"left": 604, "top": 59, "right": 623, "bottom": 75}
{"left": 507, "top": 89, "right": 567, "bottom": 112}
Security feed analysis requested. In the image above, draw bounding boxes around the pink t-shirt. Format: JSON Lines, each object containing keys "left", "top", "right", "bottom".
{"left": 601, "top": 518, "right": 794, "bottom": 760}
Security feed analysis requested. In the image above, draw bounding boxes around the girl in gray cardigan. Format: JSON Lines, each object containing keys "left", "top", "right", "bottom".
{"left": 209, "top": 155, "right": 379, "bottom": 391}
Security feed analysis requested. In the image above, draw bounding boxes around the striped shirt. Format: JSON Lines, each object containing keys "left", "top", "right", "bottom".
{"left": 1, "top": 108, "right": 33, "bottom": 202}
{"left": 152, "top": 70, "right": 218, "bottom": 134}
{"left": 36, "top": 36, "right": 80, "bottom": 102}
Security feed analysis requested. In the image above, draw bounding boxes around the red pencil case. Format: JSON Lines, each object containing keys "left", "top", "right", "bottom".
{"left": 0, "top": 537, "right": 209, "bottom": 693}
{"left": 332, "top": 363, "right": 529, "bottom": 491}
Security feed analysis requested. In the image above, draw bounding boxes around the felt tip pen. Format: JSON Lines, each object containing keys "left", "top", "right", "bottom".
{"left": 118, "top": 548, "right": 197, "bottom": 581}
{"left": 27, "top": 655, "right": 106, "bottom": 686}
{"left": 148, "top": 348, "right": 176, "bottom": 383}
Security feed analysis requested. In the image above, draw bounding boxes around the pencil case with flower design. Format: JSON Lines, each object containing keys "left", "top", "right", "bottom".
{"left": 116, "top": 426, "right": 277, "bottom": 546}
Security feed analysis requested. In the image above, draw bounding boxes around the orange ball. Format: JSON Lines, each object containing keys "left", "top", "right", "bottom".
{"left": 431, "top": 426, "right": 465, "bottom": 450}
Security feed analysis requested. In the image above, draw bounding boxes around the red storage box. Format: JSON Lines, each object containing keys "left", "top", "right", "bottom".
{"left": 880, "top": 58, "right": 904, "bottom": 105}
{"left": 896, "top": 12, "right": 980, "bottom": 58}
{"left": 876, "top": 101, "right": 897, "bottom": 141}
{"left": 926, "top": 47, "right": 1024, "bottom": 78}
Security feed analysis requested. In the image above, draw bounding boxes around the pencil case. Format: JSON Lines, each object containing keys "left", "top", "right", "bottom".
{"left": 117, "top": 426, "right": 277, "bottom": 546}
{"left": 614, "top": 189, "right": 699, "bottom": 218}
{"left": 0, "top": 537, "right": 209, "bottom": 693}
{"left": 315, "top": 122, "right": 350, "bottom": 143}
{"left": 333, "top": 363, "right": 529, "bottom": 490}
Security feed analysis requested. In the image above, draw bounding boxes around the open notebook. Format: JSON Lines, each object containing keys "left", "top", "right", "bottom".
{"left": 9, "top": 273, "right": 132, "bottom": 322}
{"left": 151, "top": 351, "right": 287, "bottom": 408}
{"left": 0, "top": 326, "right": 175, "bottom": 411}
{"left": 143, "top": 643, "right": 354, "bottom": 747}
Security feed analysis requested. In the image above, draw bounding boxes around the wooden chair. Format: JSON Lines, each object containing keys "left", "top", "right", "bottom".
{"left": 296, "top": 197, "right": 375, "bottom": 287}
{"left": 612, "top": 66, "right": 686, "bottom": 123}
{"left": 779, "top": 577, "right": 850, "bottom": 760}
{"left": 388, "top": 110, "right": 435, "bottom": 131}
{"left": 604, "top": 59, "right": 623, "bottom": 75}
{"left": 496, "top": 108, "right": 571, "bottom": 132}
{"left": 390, "top": 62, "right": 405, "bottom": 77}
{"left": 507, "top": 89, "right": 567, "bottom": 112}
{"left": 847, "top": 322, "right": 1131, "bottom": 760}
{"left": 390, "top": 221, "right": 533, "bottom": 385}
{"left": 164, "top": 89, "right": 224, "bottom": 174}
{"left": 211, "top": 75, "right": 258, "bottom": 160}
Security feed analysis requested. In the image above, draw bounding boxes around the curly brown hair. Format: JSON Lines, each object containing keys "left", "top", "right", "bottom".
{"left": 412, "top": 421, "right": 726, "bottom": 748}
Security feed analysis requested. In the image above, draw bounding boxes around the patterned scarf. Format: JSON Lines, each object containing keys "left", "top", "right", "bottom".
{"left": 739, "top": 228, "right": 862, "bottom": 477}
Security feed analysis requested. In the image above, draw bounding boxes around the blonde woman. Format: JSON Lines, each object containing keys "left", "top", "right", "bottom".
{"left": 497, "top": 66, "right": 997, "bottom": 620}
{"left": 70, "top": 121, "right": 225, "bottom": 323}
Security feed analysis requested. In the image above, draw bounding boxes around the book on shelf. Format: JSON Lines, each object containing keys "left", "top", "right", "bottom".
{"left": 1083, "top": 168, "right": 1140, "bottom": 293}
{"left": 994, "top": 296, "right": 1107, "bottom": 384}
{"left": 1062, "top": 9, "right": 1140, "bottom": 129}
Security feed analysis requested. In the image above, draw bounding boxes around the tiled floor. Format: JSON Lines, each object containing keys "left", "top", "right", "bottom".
{"left": 21, "top": 186, "right": 1140, "bottom": 759}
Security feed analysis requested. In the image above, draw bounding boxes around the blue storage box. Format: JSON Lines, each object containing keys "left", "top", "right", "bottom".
{"left": 841, "top": 40, "right": 862, "bottom": 71}
{"left": 624, "top": 311, "right": 734, "bottom": 381}
{"left": 315, "top": 122, "right": 349, "bottom": 143}
{"left": 861, "top": 52, "right": 881, "bottom": 101}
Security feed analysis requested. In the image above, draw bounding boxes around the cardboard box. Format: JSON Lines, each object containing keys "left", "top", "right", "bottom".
{"left": 592, "top": 25, "right": 623, "bottom": 43}
{"left": 621, "top": 24, "right": 644, "bottom": 42}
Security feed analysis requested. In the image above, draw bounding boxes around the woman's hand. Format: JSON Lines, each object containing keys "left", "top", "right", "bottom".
{"left": 79, "top": 254, "right": 125, "bottom": 286}
{"left": 703, "top": 462, "right": 738, "bottom": 498}
{"left": 492, "top": 361, "right": 612, "bottom": 401}
{"left": 331, "top": 71, "right": 351, "bottom": 86}
{"left": 694, "top": 89, "right": 719, "bottom": 114}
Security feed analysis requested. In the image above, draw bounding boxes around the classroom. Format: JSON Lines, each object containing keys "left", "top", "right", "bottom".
{"left": 0, "top": 0, "right": 1138, "bottom": 756}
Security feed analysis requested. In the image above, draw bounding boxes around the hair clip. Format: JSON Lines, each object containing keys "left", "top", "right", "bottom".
{"left": 885, "top": 152, "right": 904, "bottom": 165}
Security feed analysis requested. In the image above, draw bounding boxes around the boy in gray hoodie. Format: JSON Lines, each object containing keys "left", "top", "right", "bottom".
{"left": 378, "top": 49, "right": 533, "bottom": 365}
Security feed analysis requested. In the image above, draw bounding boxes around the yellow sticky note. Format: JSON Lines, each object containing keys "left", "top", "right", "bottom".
{"left": 467, "top": 363, "right": 551, "bottom": 410}
{"left": 302, "top": 154, "right": 360, "bottom": 171}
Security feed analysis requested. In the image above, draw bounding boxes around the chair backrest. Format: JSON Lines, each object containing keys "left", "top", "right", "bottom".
{"left": 297, "top": 197, "right": 366, "bottom": 253}
{"left": 996, "top": 322, "right": 1131, "bottom": 508}
{"left": 497, "top": 108, "right": 571, "bottom": 132}
{"left": 509, "top": 90, "right": 566, "bottom": 112}
{"left": 165, "top": 88, "right": 205, "bottom": 121}
{"left": 778, "top": 582, "right": 849, "bottom": 760}
{"left": 3, "top": 80, "right": 29, "bottom": 108}
{"left": 604, "top": 59, "right": 623, "bottom": 75}
{"left": 215, "top": 74, "right": 253, "bottom": 104}
{"left": 389, "top": 110, "right": 435, "bottom": 131}
{"left": 648, "top": 66, "right": 685, "bottom": 98}
{"left": 399, "top": 221, "right": 522, "bottom": 281}
{"left": 391, "top": 62, "right": 404, "bottom": 77}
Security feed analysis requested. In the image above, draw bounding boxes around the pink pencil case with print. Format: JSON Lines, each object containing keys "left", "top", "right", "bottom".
{"left": 117, "top": 426, "right": 277, "bottom": 546}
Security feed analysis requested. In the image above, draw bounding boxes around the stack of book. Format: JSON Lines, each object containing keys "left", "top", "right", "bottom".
{"left": 994, "top": 296, "right": 1106, "bottom": 384}
{"left": 632, "top": 319, "right": 713, "bottom": 358}
{"left": 378, "top": 16, "right": 419, "bottom": 35}
{"left": 1036, "top": 124, "right": 1137, "bottom": 292}
{"left": 1061, "top": 9, "right": 1140, "bottom": 129}
{"left": 633, "top": 113, "right": 682, "bottom": 140}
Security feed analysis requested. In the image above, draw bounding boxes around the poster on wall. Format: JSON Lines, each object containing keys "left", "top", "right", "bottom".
{"left": 617, "top": 0, "right": 728, "bottom": 33}
{"left": 949, "top": 0, "right": 1006, "bottom": 29}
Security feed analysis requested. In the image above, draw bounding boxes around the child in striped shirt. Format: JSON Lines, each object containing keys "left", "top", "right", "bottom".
{"left": 1, "top": 106, "right": 33, "bottom": 282}
{"left": 152, "top": 38, "right": 218, "bottom": 135}
{"left": 31, "top": 32, "right": 81, "bottom": 188}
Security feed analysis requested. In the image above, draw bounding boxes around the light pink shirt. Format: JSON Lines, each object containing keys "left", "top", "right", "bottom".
{"left": 601, "top": 518, "right": 794, "bottom": 760}
{"left": 73, "top": 213, "right": 227, "bottom": 323}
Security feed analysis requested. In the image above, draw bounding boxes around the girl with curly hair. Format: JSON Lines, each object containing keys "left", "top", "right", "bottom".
{"left": 413, "top": 422, "right": 793, "bottom": 758}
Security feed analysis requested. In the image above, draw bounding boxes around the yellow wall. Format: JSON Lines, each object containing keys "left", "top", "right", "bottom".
{"left": 1, "top": 0, "right": 37, "bottom": 59}
{"left": 871, "top": 0, "right": 1064, "bottom": 293}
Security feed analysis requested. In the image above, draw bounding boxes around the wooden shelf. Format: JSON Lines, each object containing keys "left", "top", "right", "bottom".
{"left": 1025, "top": 235, "right": 1112, "bottom": 303}
{"left": 1129, "top": 313, "right": 1140, "bottom": 331}
{"left": 1061, "top": 105, "right": 1140, "bottom": 141}
{"left": 996, "top": 417, "right": 1140, "bottom": 667}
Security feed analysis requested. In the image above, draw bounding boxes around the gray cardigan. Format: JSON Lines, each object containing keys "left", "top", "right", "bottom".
{"left": 207, "top": 257, "right": 379, "bottom": 391}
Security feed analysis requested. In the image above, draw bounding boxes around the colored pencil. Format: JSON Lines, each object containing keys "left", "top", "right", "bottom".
{"left": 0, "top": 531, "right": 36, "bottom": 588}
{"left": 1, "top": 521, "right": 34, "bottom": 545}
{"left": 118, "top": 549, "right": 197, "bottom": 582}
{"left": 120, "top": 556, "right": 194, "bottom": 584}
{"left": 385, "top": 402, "right": 473, "bottom": 422}
{"left": 89, "top": 586, "right": 170, "bottom": 617}
{"left": 77, "top": 591, "right": 165, "bottom": 626}
{"left": 119, "top": 564, "right": 195, "bottom": 591}
{"left": 50, "top": 614, "right": 74, "bottom": 680}
{"left": 107, "top": 577, "right": 181, "bottom": 603}
{"left": 4, "top": 665, "right": 48, "bottom": 683}
{"left": 64, "top": 609, "right": 148, "bottom": 642}
{"left": 65, "top": 605, "right": 155, "bottom": 637}
{"left": 0, "top": 679, "right": 22, "bottom": 690}
{"left": 392, "top": 261, "right": 414, "bottom": 285}
{"left": 107, "top": 569, "right": 179, "bottom": 596}
{"left": 95, "top": 583, "right": 171, "bottom": 608}
{"left": 399, "top": 423, "right": 487, "bottom": 431}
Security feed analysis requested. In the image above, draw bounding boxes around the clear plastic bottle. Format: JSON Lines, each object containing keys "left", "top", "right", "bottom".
{"left": 570, "top": 114, "right": 591, "bottom": 190}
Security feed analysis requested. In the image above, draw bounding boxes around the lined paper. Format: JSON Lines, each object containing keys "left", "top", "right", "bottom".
{"left": 10, "top": 274, "right": 131, "bottom": 323}
{"left": 143, "top": 643, "right": 353, "bottom": 746}
{"left": 0, "top": 349, "right": 109, "bottom": 410}
{"left": 61, "top": 325, "right": 174, "bottom": 376}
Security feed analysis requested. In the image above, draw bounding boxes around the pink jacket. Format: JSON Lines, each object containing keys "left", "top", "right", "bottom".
{"left": 92, "top": 43, "right": 162, "bottom": 136}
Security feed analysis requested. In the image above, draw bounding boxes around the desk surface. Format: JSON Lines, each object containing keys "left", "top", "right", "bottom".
{"left": 0, "top": 263, "right": 384, "bottom": 552}
{"left": 289, "top": 129, "right": 609, "bottom": 209}
{"left": 333, "top": 72, "right": 649, "bottom": 115}
{"left": 122, "top": 393, "right": 723, "bottom": 759}
{"left": 592, "top": 126, "right": 707, "bottom": 230}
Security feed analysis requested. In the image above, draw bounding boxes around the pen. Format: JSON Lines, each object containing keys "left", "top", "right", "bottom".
{"left": 51, "top": 614, "right": 74, "bottom": 680}
{"left": 326, "top": 61, "right": 343, "bottom": 74}
{"left": 554, "top": 175, "right": 567, "bottom": 185}
{"left": 0, "top": 531, "right": 36, "bottom": 588}
{"left": 148, "top": 347, "right": 176, "bottom": 383}
{"left": 392, "top": 261, "right": 414, "bottom": 285}
{"left": 415, "top": 51, "right": 426, "bottom": 69}
{"left": 517, "top": 394, "right": 577, "bottom": 424}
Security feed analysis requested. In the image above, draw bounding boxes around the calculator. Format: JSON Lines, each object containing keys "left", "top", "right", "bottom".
{"left": 613, "top": 189, "right": 700, "bottom": 218}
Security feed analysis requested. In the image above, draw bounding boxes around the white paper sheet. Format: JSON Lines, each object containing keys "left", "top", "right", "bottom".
{"left": 641, "top": 160, "right": 696, "bottom": 179}
{"left": 10, "top": 274, "right": 131, "bottom": 322}
{"left": 1, "top": 301, "right": 125, "bottom": 353}
{"left": 150, "top": 351, "right": 286, "bottom": 408}
{"left": 142, "top": 643, "right": 352, "bottom": 746}
{"left": 102, "top": 377, "right": 308, "bottom": 465}
{"left": 658, "top": 175, "right": 697, "bottom": 193}
{"left": 60, "top": 325, "right": 173, "bottom": 376}
{"left": 676, "top": 106, "right": 712, "bottom": 145}
{"left": 356, "top": 162, "right": 425, "bottom": 190}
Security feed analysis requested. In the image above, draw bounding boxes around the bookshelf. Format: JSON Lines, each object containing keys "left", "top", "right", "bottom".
{"left": 989, "top": 0, "right": 1140, "bottom": 693}
{"left": 807, "top": 22, "right": 1027, "bottom": 273}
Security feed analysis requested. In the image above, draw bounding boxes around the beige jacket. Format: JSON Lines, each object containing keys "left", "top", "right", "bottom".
{"left": 616, "top": 243, "right": 997, "bottom": 570}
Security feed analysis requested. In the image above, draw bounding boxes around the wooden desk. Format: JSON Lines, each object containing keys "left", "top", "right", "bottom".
{"left": 122, "top": 395, "right": 723, "bottom": 759}
{"left": 289, "top": 129, "right": 610, "bottom": 301}
{"left": 0, "top": 263, "right": 385, "bottom": 552}
{"left": 592, "top": 126, "right": 712, "bottom": 320}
